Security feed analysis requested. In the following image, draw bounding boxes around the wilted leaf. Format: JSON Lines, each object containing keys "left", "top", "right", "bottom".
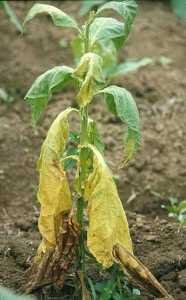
{"left": 98, "top": 85, "right": 141, "bottom": 163}
{"left": 110, "top": 58, "right": 153, "bottom": 78}
{"left": 89, "top": 17, "right": 125, "bottom": 49}
{"left": 24, "top": 3, "right": 79, "bottom": 30}
{"left": 36, "top": 108, "right": 76, "bottom": 256}
{"left": 97, "top": 0, "right": 138, "bottom": 44}
{"left": 25, "top": 66, "right": 73, "bottom": 124}
{"left": 84, "top": 145, "right": 133, "bottom": 268}
{"left": 74, "top": 52, "right": 104, "bottom": 106}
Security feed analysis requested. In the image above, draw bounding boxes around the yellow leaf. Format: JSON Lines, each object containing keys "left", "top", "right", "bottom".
{"left": 84, "top": 145, "right": 133, "bottom": 268}
{"left": 36, "top": 108, "right": 76, "bottom": 256}
{"left": 73, "top": 52, "right": 104, "bottom": 106}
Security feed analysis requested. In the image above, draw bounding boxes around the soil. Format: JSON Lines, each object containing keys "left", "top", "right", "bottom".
{"left": 0, "top": 1, "right": 186, "bottom": 299}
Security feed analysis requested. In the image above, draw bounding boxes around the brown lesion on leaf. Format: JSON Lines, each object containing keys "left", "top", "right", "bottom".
{"left": 23, "top": 211, "right": 80, "bottom": 294}
{"left": 113, "top": 244, "right": 173, "bottom": 299}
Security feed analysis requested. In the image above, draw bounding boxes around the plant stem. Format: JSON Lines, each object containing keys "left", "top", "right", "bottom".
{"left": 76, "top": 12, "right": 96, "bottom": 288}
{"left": 80, "top": 106, "right": 88, "bottom": 145}
{"left": 84, "top": 11, "right": 95, "bottom": 52}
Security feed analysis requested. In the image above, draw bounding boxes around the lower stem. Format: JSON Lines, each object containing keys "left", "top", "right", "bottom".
{"left": 77, "top": 197, "right": 85, "bottom": 273}
{"left": 76, "top": 106, "right": 88, "bottom": 274}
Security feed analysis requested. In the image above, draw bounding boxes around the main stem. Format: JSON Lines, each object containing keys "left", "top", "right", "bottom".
{"left": 77, "top": 107, "right": 88, "bottom": 273}
{"left": 76, "top": 13, "right": 94, "bottom": 275}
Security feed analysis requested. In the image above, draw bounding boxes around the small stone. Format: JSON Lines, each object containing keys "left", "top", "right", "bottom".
{"left": 153, "top": 162, "right": 164, "bottom": 172}
{"left": 155, "top": 123, "right": 164, "bottom": 133}
{"left": 135, "top": 159, "right": 146, "bottom": 171}
{"left": 144, "top": 234, "right": 159, "bottom": 242}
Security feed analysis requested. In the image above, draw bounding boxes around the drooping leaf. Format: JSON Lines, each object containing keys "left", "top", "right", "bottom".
{"left": 25, "top": 66, "right": 74, "bottom": 124}
{"left": 88, "top": 119, "right": 105, "bottom": 154}
{"left": 84, "top": 145, "right": 133, "bottom": 268}
{"left": 97, "top": 0, "right": 138, "bottom": 44}
{"left": 36, "top": 108, "right": 76, "bottom": 256}
{"left": 74, "top": 52, "right": 104, "bottom": 106}
{"left": 98, "top": 85, "right": 141, "bottom": 163}
{"left": 24, "top": 3, "right": 79, "bottom": 30}
{"left": 109, "top": 58, "right": 153, "bottom": 78}
{"left": 1, "top": 0, "right": 23, "bottom": 33}
{"left": 79, "top": 0, "right": 106, "bottom": 16}
{"left": 89, "top": 17, "right": 125, "bottom": 49}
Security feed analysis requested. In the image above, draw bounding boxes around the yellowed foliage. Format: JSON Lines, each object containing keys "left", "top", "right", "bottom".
{"left": 74, "top": 52, "right": 104, "bottom": 106}
{"left": 36, "top": 108, "right": 75, "bottom": 256}
{"left": 84, "top": 145, "right": 133, "bottom": 268}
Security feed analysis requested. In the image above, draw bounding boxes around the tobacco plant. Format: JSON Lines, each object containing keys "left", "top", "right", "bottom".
{"left": 23, "top": 2, "right": 170, "bottom": 298}
{"left": 75, "top": 1, "right": 153, "bottom": 80}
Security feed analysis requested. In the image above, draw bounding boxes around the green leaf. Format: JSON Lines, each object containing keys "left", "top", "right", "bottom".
{"left": 94, "top": 40, "right": 117, "bottom": 76}
{"left": 2, "top": 1, "right": 23, "bottom": 33}
{"left": 63, "top": 131, "right": 80, "bottom": 171}
{"left": 74, "top": 52, "right": 104, "bottom": 106}
{"left": 24, "top": 3, "right": 79, "bottom": 30}
{"left": 171, "top": 0, "right": 186, "bottom": 20}
{"left": 178, "top": 200, "right": 186, "bottom": 212}
{"left": 72, "top": 37, "right": 117, "bottom": 76}
{"left": 88, "top": 119, "right": 105, "bottom": 153}
{"left": 25, "top": 66, "right": 73, "bottom": 124}
{"left": 79, "top": 0, "right": 106, "bottom": 16}
{"left": 109, "top": 58, "right": 153, "bottom": 78}
{"left": 98, "top": 85, "right": 141, "bottom": 163}
{"left": 97, "top": 0, "right": 138, "bottom": 44}
{"left": 87, "top": 277, "right": 97, "bottom": 300}
{"left": 71, "top": 36, "right": 84, "bottom": 64}
{"left": 89, "top": 17, "right": 125, "bottom": 48}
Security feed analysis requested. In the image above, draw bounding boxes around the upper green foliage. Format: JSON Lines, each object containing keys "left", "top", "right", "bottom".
{"left": 89, "top": 17, "right": 125, "bottom": 49}
{"left": 24, "top": 0, "right": 140, "bottom": 162}
{"left": 72, "top": 1, "right": 141, "bottom": 79}
{"left": 97, "top": 0, "right": 137, "bottom": 44}
{"left": 24, "top": 3, "right": 79, "bottom": 30}
{"left": 79, "top": 0, "right": 105, "bottom": 16}
{"left": 25, "top": 66, "right": 73, "bottom": 124}
{"left": 98, "top": 85, "right": 141, "bottom": 163}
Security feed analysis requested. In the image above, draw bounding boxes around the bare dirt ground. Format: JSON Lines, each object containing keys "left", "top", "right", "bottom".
{"left": 0, "top": 1, "right": 186, "bottom": 299}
